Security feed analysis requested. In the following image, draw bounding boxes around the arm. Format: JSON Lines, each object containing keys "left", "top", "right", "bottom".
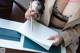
{"left": 60, "top": 2, "right": 80, "bottom": 47}
{"left": 60, "top": 24, "right": 80, "bottom": 47}
{"left": 48, "top": 1, "right": 80, "bottom": 46}
{"left": 48, "top": 24, "right": 80, "bottom": 46}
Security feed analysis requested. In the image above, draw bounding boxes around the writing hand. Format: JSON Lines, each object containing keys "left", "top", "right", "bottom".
{"left": 25, "top": 8, "right": 38, "bottom": 21}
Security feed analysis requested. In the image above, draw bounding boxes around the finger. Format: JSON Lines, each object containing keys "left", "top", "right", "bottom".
{"left": 52, "top": 42, "right": 59, "bottom": 46}
{"left": 48, "top": 36, "right": 56, "bottom": 40}
{"left": 31, "top": 12, "right": 37, "bottom": 15}
{"left": 31, "top": 12, "right": 37, "bottom": 18}
{"left": 52, "top": 39, "right": 60, "bottom": 46}
{"left": 52, "top": 36, "right": 62, "bottom": 46}
{"left": 25, "top": 12, "right": 31, "bottom": 20}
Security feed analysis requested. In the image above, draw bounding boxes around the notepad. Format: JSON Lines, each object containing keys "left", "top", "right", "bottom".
{"left": 17, "top": 20, "right": 61, "bottom": 50}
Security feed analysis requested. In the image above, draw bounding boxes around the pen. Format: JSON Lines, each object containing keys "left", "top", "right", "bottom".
{"left": 30, "top": 1, "right": 33, "bottom": 31}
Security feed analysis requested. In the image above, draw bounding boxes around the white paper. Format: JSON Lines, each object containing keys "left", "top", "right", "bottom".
{"left": 17, "top": 20, "right": 59, "bottom": 50}
{"left": 0, "top": 18, "right": 22, "bottom": 31}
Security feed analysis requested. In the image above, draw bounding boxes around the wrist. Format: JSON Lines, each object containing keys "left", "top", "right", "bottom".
{"left": 59, "top": 35, "right": 64, "bottom": 44}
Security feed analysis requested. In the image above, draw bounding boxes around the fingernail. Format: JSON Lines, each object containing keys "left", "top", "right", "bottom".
{"left": 48, "top": 37, "right": 53, "bottom": 40}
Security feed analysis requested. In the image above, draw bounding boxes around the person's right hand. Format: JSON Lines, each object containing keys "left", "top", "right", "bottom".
{"left": 25, "top": 8, "right": 38, "bottom": 21}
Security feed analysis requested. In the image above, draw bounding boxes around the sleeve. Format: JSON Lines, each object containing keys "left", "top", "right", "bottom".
{"left": 59, "top": 24, "right": 80, "bottom": 47}
{"left": 29, "top": 0, "right": 44, "bottom": 19}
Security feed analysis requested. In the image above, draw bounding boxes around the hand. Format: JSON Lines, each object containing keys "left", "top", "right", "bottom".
{"left": 48, "top": 35, "right": 63, "bottom": 46}
{"left": 25, "top": 8, "right": 38, "bottom": 20}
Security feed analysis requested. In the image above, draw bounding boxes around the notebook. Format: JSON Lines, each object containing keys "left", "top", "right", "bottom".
{"left": 17, "top": 20, "right": 62, "bottom": 50}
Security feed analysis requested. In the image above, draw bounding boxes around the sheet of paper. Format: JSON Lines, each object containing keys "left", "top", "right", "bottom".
{"left": 18, "top": 20, "right": 59, "bottom": 50}
{"left": 0, "top": 18, "right": 22, "bottom": 31}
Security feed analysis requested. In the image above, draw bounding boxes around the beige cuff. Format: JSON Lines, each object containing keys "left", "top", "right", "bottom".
{"left": 60, "top": 30, "right": 72, "bottom": 47}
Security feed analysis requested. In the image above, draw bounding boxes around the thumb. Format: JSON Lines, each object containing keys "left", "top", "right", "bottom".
{"left": 31, "top": 12, "right": 37, "bottom": 18}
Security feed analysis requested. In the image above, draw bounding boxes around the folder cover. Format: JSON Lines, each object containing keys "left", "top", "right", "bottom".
{"left": 23, "top": 37, "right": 61, "bottom": 53}
{"left": 0, "top": 28, "right": 21, "bottom": 41}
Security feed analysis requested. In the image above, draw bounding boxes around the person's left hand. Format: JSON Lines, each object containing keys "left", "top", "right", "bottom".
{"left": 48, "top": 35, "right": 63, "bottom": 46}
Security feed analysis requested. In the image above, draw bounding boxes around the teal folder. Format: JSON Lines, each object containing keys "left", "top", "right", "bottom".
{"left": 0, "top": 28, "right": 21, "bottom": 41}
{"left": 23, "top": 37, "right": 61, "bottom": 53}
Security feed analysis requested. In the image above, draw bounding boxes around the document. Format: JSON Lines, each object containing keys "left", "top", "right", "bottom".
{"left": 17, "top": 20, "right": 60, "bottom": 50}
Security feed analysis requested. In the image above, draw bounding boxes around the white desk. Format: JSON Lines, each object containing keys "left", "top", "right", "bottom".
{"left": 0, "top": 18, "right": 66, "bottom": 53}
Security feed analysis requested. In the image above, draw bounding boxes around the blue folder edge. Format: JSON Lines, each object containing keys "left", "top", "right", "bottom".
{"left": 0, "top": 35, "right": 20, "bottom": 41}
{"left": 0, "top": 28, "right": 21, "bottom": 41}
{"left": 23, "top": 37, "right": 61, "bottom": 53}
